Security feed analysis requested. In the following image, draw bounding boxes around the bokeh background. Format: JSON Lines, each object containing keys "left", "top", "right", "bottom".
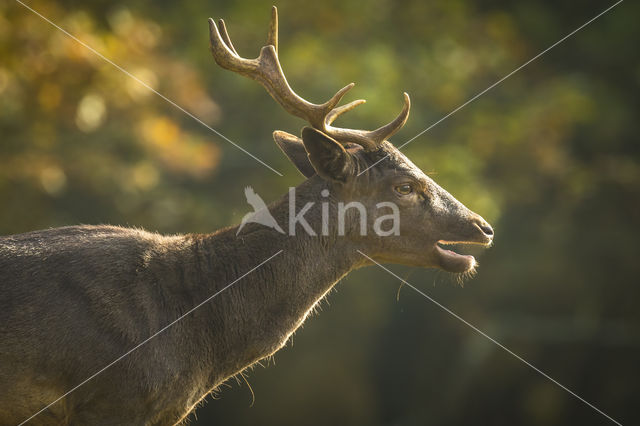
{"left": 1, "top": 0, "right": 638, "bottom": 424}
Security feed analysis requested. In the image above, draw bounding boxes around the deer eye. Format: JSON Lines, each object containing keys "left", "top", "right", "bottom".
{"left": 394, "top": 184, "right": 413, "bottom": 195}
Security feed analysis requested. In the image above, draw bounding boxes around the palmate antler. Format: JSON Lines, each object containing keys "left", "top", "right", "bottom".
{"left": 208, "top": 6, "right": 410, "bottom": 151}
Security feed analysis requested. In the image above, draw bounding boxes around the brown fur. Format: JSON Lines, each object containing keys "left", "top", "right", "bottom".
{"left": 0, "top": 134, "right": 492, "bottom": 424}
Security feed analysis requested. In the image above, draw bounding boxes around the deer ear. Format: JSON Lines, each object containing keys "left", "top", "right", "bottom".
{"left": 273, "top": 131, "right": 316, "bottom": 178}
{"left": 301, "top": 127, "right": 354, "bottom": 182}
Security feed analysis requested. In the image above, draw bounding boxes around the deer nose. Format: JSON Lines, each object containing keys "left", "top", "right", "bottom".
{"left": 480, "top": 223, "right": 493, "bottom": 237}
{"left": 473, "top": 218, "right": 494, "bottom": 239}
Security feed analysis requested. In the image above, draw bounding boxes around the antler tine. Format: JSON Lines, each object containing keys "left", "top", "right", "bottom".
{"left": 266, "top": 5, "right": 278, "bottom": 53}
{"left": 216, "top": 19, "right": 238, "bottom": 55}
{"left": 367, "top": 92, "right": 411, "bottom": 144}
{"left": 322, "top": 93, "right": 410, "bottom": 150}
{"left": 209, "top": 18, "right": 257, "bottom": 75}
{"left": 325, "top": 99, "right": 367, "bottom": 126}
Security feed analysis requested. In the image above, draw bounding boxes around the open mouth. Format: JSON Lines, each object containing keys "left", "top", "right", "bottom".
{"left": 434, "top": 240, "right": 479, "bottom": 273}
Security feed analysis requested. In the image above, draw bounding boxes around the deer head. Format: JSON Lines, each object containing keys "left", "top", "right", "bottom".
{"left": 209, "top": 7, "right": 493, "bottom": 274}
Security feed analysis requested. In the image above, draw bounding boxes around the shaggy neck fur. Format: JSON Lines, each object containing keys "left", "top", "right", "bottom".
{"left": 172, "top": 177, "right": 365, "bottom": 420}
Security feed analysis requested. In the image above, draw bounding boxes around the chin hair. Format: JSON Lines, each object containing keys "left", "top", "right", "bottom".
{"left": 453, "top": 263, "right": 478, "bottom": 287}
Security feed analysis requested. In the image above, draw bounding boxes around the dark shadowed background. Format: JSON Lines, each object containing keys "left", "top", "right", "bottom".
{"left": 1, "top": 0, "right": 638, "bottom": 424}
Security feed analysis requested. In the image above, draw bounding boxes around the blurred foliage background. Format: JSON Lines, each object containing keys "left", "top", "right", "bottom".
{"left": 1, "top": 0, "right": 639, "bottom": 424}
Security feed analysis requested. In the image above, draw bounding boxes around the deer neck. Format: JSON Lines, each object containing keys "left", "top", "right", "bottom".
{"left": 192, "top": 178, "right": 365, "bottom": 386}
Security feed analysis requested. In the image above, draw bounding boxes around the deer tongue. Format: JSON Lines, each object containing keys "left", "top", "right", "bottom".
{"left": 435, "top": 242, "right": 476, "bottom": 273}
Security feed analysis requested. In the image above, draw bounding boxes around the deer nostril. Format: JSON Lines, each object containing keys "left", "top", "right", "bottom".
{"left": 479, "top": 223, "right": 494, "bottom": 237}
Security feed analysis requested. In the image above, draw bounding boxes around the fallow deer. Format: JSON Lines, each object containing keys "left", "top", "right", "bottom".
{"left": 0, "top": 7, "right": 493, "bottom": 425}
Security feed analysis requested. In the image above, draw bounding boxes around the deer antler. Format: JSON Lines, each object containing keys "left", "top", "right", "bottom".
{"left": 208, "top": 6, "right": 410, "bottom": 151}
